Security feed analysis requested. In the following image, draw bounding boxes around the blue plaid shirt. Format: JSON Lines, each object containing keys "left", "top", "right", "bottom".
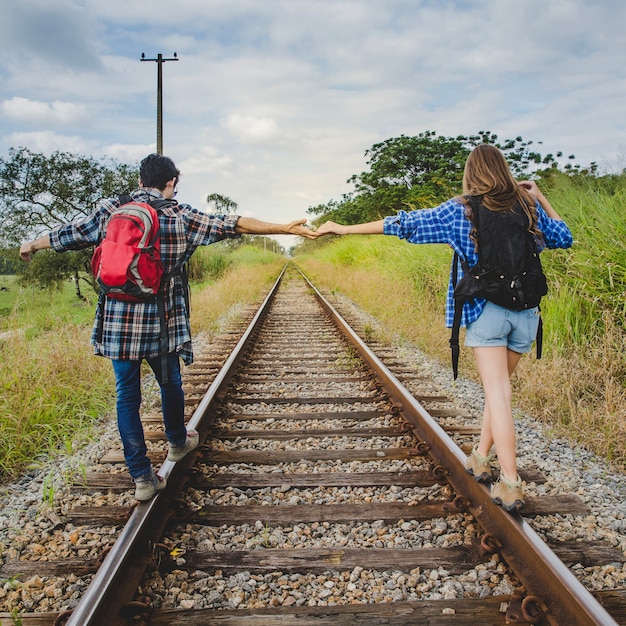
{"left": 49, "top": 188, "right": 240, "bottom": 364}
{"left": 383, "top": 198, "right": 573, "bottom": 327}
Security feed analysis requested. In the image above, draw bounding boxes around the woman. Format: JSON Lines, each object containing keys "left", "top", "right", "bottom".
{"left": 316, "top": 144, "right": 573, "bottom": 512}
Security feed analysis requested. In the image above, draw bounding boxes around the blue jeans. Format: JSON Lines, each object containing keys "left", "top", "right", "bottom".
{"left": 111, "top": 352, "right": 186, "bottom": 480}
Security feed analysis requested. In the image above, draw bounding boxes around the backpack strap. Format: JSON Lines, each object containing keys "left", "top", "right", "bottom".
{"left": 450, "top": 252, "right": 462, "bottom": 380}
{"left": 536, "top": 307, "right": 543, "bottom": 360}
{"left": 157, "top": 294, "right": 170, "bottom": 384}
{"left": 449, "top": 196, "right": 479, "bottom": 380}
{"left": 148, "top": 197, "right": 177, "bottom": 385}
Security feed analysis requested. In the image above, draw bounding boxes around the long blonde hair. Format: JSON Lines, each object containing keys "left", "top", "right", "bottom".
{"left": 461, "top": 144, "right": 541, "bottom": 239}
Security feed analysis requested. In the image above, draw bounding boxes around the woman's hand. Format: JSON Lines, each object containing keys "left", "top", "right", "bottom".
{"left": 517, "top": 180, "right": 541, "bottom": 198}
{"left": 316, "top": 221, "right": 348, "bottom": 236}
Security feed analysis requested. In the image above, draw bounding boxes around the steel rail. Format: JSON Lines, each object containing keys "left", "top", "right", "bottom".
{"left": 65, "top": 264, "right": 288, "bottom": 626}
{"left": 296, "top": 264, "right": 617, "bottom": 626}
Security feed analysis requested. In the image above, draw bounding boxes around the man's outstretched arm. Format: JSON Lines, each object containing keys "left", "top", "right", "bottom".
{"left": 20, "top": 234, "right": 51, "bottom": 260}
{"left": 235, "top": 217, "right": 318, "bottom": 239}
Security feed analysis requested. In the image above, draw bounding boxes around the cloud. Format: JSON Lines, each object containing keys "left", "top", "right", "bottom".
{"left": 1, "top": 98, "right": 90, "bottom": 127}
{"left": 0, "top": 1, "right": 103, "bottom": 72}
{"left": 2, "top": 131, "right": 94, "bottom": 155}
{"left": 220, "top": 114, "right": 279, "bottom": 144}
{"left": 101, "top": 143, "right": 155, "bottom": 164}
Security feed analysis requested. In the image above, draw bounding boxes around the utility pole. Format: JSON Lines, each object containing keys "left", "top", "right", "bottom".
{"left": 140, "top": 52, "right": 179, "bottom": 155}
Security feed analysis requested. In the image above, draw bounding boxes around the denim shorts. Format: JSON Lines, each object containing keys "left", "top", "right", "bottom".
{"left": 465, "top": 301, "right": 540, "bottom": 353}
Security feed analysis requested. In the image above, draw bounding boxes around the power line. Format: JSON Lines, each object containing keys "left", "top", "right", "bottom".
{"left": 140, "top": 52, "right": 179, "bottom": 155}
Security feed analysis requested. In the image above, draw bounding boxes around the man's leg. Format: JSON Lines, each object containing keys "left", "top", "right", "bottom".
{"left": 146, "top": 352, "right": 186, "bottom": 446}
{"left": 111, "top": 359, "right": 151, "bottom": 480}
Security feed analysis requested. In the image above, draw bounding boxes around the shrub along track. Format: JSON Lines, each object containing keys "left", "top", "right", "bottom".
{"left": 1, "top": 263, "right": 625, "bottom": 625}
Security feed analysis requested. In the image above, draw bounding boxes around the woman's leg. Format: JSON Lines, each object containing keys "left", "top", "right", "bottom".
{"left": 472, "top": 346, "right": 523, "bottom": 482}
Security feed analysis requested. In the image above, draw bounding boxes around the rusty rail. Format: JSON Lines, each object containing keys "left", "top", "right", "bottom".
{"left": 64, "top": 265, "right": 288, "bottom": 626}
{"left": 296, "top": 264, "right": 616, "bottom": 626}
{"left": 63, "top": 262, "right": 617, "bottom": 625}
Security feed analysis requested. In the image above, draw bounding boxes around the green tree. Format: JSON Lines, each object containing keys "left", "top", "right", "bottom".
{"left": 206, "top": 193, "right": 238, "bottom": 214}
{"left": 308, "top": 130, "right": 580, "bottom": 225}
{"left": 0, "top": 148, "right": 138, "bottom": 298}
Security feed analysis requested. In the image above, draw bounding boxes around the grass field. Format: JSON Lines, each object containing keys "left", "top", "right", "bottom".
{"left": 0, "top": 246, "right": 285, "bottom": 481}
{"left": 296, "top": 173, "right": 626, "bottom": 470}
{"left": 2, "top": 173, "right": 625, "bottom": 482}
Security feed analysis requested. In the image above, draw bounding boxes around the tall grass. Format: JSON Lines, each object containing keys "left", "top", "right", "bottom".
{"left": 0, "top": 246, "right": 286, "bottom": 482}
{"left": 297, "top": 237, "right": 459, "bottom": 364}
{"left": 0, "top": 281, "right": 115, "bottom": 480}
{"left": 190, "top": 247, "right": 286, "bottom": 335}
{"left": 297, "top": 174, "right": 626, "bottom": 468}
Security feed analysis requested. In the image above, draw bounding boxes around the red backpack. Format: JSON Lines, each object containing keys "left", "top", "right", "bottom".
{"left": 92, "top": 197, "right": 169, "bottom": 301}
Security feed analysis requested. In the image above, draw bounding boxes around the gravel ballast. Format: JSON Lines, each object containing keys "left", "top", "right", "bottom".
{"left": 1, "top": 292, "right": 625, "bottom": 615}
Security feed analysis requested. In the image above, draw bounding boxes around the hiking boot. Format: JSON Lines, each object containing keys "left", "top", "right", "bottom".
{"left": 465, "top": 448, "right": 493, "bottom": 483}
{"left": 491, "top": 474, "right": 525, "bottom": 512}
{"left": 166, "top": 429, "right": 199, "bottom": 462}
{"left": 134, "top": 469, "right": 167, "bottom": 501}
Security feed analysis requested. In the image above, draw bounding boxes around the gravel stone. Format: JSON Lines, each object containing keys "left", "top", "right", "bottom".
{"left": 1, "top": 292, "right": 625, "bottom": 615}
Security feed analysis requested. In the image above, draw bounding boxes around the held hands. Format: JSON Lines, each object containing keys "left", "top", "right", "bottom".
{"left": 285, "top": 219, "right": 320, "bottom": 239}
{"left": 283, "top": 220, "right": 351, "bottom": 238}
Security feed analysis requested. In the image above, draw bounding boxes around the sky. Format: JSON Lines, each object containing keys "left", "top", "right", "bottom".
{"left": 1, "top": 0, "right": 626, "bottom": 245}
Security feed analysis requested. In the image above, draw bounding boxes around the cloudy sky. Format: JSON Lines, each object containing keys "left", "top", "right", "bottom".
{"left": 1, "top": 0, "right": 625, "bottom": 235}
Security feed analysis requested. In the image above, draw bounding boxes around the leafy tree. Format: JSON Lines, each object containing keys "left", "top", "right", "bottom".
{"left": 0, "top": 250, "right": 19, "bottom": 275}
{"left": 239, "top": 234, "right": 284, "bottom": 255}
{"left": 206, "top": 193, "right": 238, "bottom": 214}
{"left": 308, "top": 130, "right": 580, "bottom": 225}
{"left": 349, "top": 132, "right": 468, "bottom": 211}
{"left": 0, "top": 148, "right": 139, "bottom": 298}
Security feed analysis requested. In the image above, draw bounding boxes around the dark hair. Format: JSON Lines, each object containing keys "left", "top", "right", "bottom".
{"left": 139, "top": 153, "right": 180, "bottom": 191}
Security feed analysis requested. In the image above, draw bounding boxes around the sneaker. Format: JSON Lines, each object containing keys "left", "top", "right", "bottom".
{"left": 134, "top": 469, "right": 167, "bottom": 501}
{"left": 465, "top": 448, "right": 493, "bottom": 483}
{"left": 166, "top": 429, "right": 199, "bottom": 462}
{"left": 491, "top": 474, "right": 525, "bottom": 512}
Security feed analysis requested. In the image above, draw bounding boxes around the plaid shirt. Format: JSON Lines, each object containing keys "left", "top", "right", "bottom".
{"left": 49, "top": 188, "right": 240, "bottom": 364}
{"left": 383, "top": 198, "right": 573, "bottom": 327}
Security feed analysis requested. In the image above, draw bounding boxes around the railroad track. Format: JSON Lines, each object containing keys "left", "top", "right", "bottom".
{"left": 1, "top": 263, "right": 625, "bottom": 625}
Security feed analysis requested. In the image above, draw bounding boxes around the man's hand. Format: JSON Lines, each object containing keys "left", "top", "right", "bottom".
{"left": 19, "top": 241, "right": 38, "bottom": 261}
{"left": 285, "top": 218, "right": 319, "bottom": 239}
{"left": 19, "top": 235, "right": 51, "bottom": 260}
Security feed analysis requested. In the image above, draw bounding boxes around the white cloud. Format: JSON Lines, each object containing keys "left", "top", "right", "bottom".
{"left": 1, "top": 0, "right": 625, "bottom": 227}
{"left": 220, "top": 114, "right": 279, "bottom": 144}
{"left": 1, "top": 97, "right": 90, "bottom": 127}
{"left": 101, "top": 143, "right": 154, "bottom": 164}
{"left": 2, "top": 131, "right": 94, "bottom": 154}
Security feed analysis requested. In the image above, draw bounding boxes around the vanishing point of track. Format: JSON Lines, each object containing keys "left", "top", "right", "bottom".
{"left": 3, "top": 263, "right": 625, "bottom": 625}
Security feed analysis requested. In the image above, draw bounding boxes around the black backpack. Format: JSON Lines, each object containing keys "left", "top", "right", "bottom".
{"left": 449, "top": 195, "right": 547, "bottom": 378}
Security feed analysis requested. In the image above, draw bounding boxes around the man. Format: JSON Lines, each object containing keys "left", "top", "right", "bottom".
{"left": 20, "top": 153, "right": 317, "bottom": 500}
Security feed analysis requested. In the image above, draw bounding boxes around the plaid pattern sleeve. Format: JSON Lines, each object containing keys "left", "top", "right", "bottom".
{"left": 49, "top": 200, "right": 116, "bottom": 251}
{"left": 383, "top": 199, "right": 485, "bottom": 327}
{"left": 535, "top": 204, "right": 573, "bottom": 250}
{"left": 383, "top": 198, "right": 574, "bottom": 328}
